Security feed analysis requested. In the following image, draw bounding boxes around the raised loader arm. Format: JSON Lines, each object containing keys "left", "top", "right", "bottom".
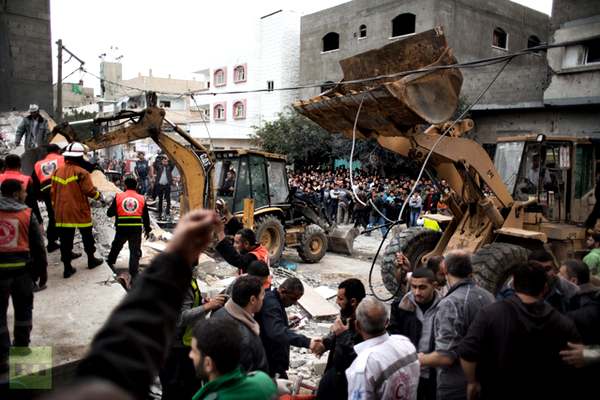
{"left": 294, "top": 28, "right": 519, "bottom": 256}
{"left": 54, "top": 93, "right": 215, "bottom": 214}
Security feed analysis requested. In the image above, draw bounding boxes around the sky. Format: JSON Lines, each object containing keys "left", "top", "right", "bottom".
{"left": 50, "top": 0, "right": 553, "bottom": 93}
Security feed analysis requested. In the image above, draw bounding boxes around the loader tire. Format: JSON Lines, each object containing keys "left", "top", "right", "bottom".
{"left": 381, "top": 227, "right": 441, "bottom": 297}
{"left": 472, "top": 243, "right": 528, "bottom": 294}
{"left": 255, "top": 215, "right": 285, "bottom": 265}
{"left": 297, "top": 224, "right": 328, "bottom": 263}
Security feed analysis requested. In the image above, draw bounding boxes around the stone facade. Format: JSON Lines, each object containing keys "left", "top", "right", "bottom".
{"left": 0, "top": 0, "right": 53, "bottom": 113}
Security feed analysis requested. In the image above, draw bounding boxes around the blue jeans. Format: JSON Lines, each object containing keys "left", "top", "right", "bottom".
{"left": 409, "top": 208, "right": 421, "bottom": 227}
{"left": 368, "top": 215, "right": 386, "bottom": 235}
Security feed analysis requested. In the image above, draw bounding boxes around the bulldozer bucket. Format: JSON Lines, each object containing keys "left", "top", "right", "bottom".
{"left": 327, "top": 226, "right": 360, "bottom": 255}
{"left": 293, "top": 27, "right": 462, "bottom": 138}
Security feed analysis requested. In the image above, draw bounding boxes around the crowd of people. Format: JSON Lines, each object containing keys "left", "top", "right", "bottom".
{"left": 99, "top": 151, "right": 180, "bottom": 221}
{"left": 289, "top": 166, "right": 451, "bottom": 233}
{"left": 0, "top": 106, "right": 599, "bottom": 399}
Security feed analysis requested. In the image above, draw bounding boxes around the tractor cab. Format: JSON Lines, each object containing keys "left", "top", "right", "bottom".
{"left": 213, "top": 149, "right": 290, "bottom": 214}
{"left": 495, "top": 135, "right": 597, "bottom": 224}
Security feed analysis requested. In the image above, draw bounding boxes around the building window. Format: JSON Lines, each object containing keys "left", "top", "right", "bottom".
{"left": 234, "top": 64, "right": 247, "bottom": 83}
{"left": 159, "top": 100, "right": 171, "bottom": 108}
{"left": 359, "top": 24, "right": 367, "bottom": 38}
{"left": 563, "top": 39, "right": 600, "bottom": 68}
{"left": 527, "top": 35, "right": 541, "bottom": 49}
{"left": 213, "top": 103, "right": 226, "bottom": 121}
{"left": 391, "top": 13, "right": 415, "bottom": 38}
{"left": 322, "top": 32, "right": 340, "bottom": 52}
{"left": 585, "top": 39, "right": 600, "bottom": 64}
{"left": 233, "top": 100, "right": 246, "bottom": 119}
{"left": 492, "top": 27, "right": 508, "bottom": 50}
{"left": 214, "top": 68, "right": 227, "bottom": 87}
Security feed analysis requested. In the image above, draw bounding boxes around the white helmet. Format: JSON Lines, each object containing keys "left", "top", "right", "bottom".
{"left": 28, "top": 104, "right": 39, "bottom": 113}
{"left": 62, "top": 142, "right": 86, "bottom": 157}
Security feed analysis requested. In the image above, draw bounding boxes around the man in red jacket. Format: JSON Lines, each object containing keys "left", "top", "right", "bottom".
{"left": 106, "top": 177, "right": 151, "bottom": 283}
{"left": 0, "top": 154, "right": 41, "bottom": 223}
{"left": 31, "top": 144, "right": 64, "bottom": 252}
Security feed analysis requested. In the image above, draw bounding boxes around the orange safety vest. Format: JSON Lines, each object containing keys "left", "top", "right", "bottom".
{"left": 0, "top": 170, "right": 32, "bottom": 190}
{"left": 34, "top": 153, "right": 65, "bottom": 192}
{"left": 249, "top": 245, "right": 270, "bottom": 267}
{"left": 0, "top": 208, "right": 31, "bottom": 269}
{"left": 115, "top": 190, "right": 145, "bottom": 227}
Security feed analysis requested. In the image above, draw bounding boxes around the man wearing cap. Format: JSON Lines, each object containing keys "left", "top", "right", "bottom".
{"left": 31, "top": 144, "right": 64, "bottom": 253}
{"left": 51, "top": 142, "right": 104, "bottom": 278}
{"left": 15, "top": 104, "right": 51, "bottom": 151}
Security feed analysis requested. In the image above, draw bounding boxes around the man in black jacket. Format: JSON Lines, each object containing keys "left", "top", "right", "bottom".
{"left": 29, "top": 210, "right": 219, "bottom": 400}
{"left": 255, "top": 277, "right": 323, "bottom": 378}
{"left": 458, "top": 261, "right": 581, "bottom": 400}
{"left": 316, "top": 278, "right": 365, "bottom": 400}
{"left": 389, "top": 268, "right": 441, "bottom": 400}
{"left": 212, "top": 275, "right": 269, "bottom": 373}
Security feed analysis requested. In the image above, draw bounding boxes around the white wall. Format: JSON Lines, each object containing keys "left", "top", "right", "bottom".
{"left": 189, "top": 10, "right": 301, "bottom": 147}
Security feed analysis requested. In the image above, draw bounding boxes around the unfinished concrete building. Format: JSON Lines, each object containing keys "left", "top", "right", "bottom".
{"left": 0, "top": 0, "right": 53, "bottom": 113}
{"left": 299, "top": 0, "right": 549, "bottom": 112}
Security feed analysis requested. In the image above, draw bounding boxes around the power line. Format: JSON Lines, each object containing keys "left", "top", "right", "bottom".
{"left": 366, "top": 56, "right": 515, "bottom": 302}
{"left": 76, "top": 38, "right": 586, "bottom": 100}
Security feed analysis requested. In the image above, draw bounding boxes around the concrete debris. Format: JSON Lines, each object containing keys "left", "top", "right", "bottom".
{"left": 314, "top": 286, "right": 337, "bottom": 300}
{"left": 297, "top": 280, "right": 339, "bottom": 318}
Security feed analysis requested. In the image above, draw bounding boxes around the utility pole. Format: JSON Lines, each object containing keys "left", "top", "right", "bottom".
{"left": 55, "top": 39, "right": 63, "bottom": 123}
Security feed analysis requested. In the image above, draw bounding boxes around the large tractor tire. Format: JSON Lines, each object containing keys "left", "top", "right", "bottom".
{"left": 297, "top": 224, "right": 328, "bottom": 263}
{"left": 255, "top": 215, "right": 285, "bottom": 265}
{"left": 472, "top": 243, "right": 528, "bottom": 294}
{"left": 381, "top": 227, "right": 442, "bottom": 297}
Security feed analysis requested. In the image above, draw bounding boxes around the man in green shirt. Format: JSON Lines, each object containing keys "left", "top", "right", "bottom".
{"left": 190, "top": 318, "right": 277, "bottom": 400}
{"left": 583, "top": 233, "right": 600, "bottom": 277}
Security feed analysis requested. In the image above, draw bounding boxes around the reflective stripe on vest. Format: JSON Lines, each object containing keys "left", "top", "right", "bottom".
{"left": 116, "top": 190, "right": 145, "bottom": 227}
{"left": 51, "top": 175, "right": 79, "bottom": 185}
{"left": 55, "top": 221, "right": 93, "bottom": 228}
{"left": 35, "top": 154, "right": 64, "bottom": 192}
{"left": 249, "top": 245, "right": 270, "bottom": 267}
{"left": 0, "top": 208, "right": 31, "bottom": 269}
{"left": 0, "top": 171, "right": 32, "bottom": 189}
{"left": 182, "top": 279, "right": 202, "bottom": 346}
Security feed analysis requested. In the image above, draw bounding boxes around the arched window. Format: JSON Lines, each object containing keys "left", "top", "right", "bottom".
{"left": 527, "top": 35, "right": 541, "bottom": 49}
{"left": 492, "top": 28, "right": 508, "bottom": 50}
{"left": 233, "top": 101, "right": 246, "bottom": 119}
{"left": 214, "top": 68, "right": 226, "bottom": 86}
{"left": 391, "top": 13, "right": 415, "bottom": 37}
{"left": 359, "top": 24, "right": 367, "bottom": 38}
{"left": 322, "top": 32, "right": 340, "bottom": 52}
{"left": 234, "top": 65, "right": 246, "bottom": 83}
{"left": 213, "top": 103, "right": 226, "bottom": 120}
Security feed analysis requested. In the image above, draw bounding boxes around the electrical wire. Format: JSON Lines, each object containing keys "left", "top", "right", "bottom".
{"left": 75, "top": 39, "right": 584, "bottom": 100}
{"left": 366, "top": 56, "right": 515, "bottom": 302}
{"left": 347, "top": 95, "right": 395, "bottom": 224}
{"left": 190, "top": 94, "right": 215, "bottom": 151}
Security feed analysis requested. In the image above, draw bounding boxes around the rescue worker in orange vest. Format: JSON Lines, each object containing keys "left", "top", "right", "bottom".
{"left": 31, "top": 144, "right": 64, "bottom": 253}
{"left": 51, "top": 142, "right": 104, "bottom": 278}
{"left": 0, "top": 179, "right": 47, "bottom": 373}
{"left": 0, "top": 154, "right": 42, "bottom": 224}
{"left": 106, "top": 177, "right": 151, "bottom": 282}
{"left": 215, "top": 225, "right": 270, "bottom": 274}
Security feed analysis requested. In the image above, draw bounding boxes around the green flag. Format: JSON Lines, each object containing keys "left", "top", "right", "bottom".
{"left": 71, "top": 84, "right": 82, "bottom": 94}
